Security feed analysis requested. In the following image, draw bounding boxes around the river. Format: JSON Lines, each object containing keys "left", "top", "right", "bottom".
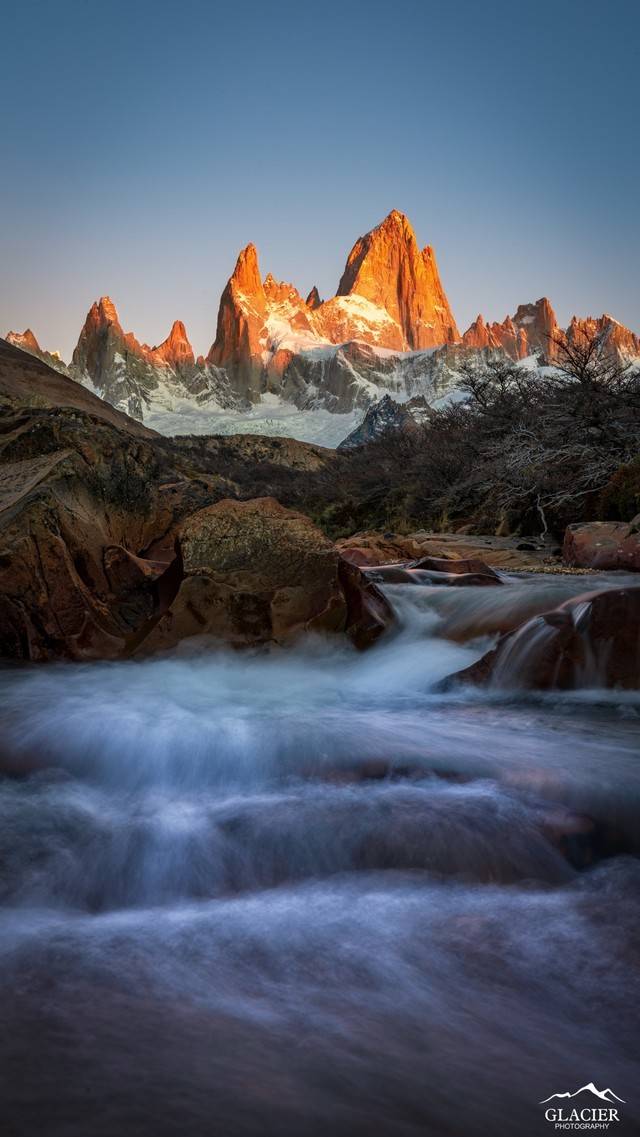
{"left": 0, "top": 573, "right": 638, "bottom": 1136}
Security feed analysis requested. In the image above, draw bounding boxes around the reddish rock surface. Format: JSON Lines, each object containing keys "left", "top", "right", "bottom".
{"left": 411, "top": 555, "right": 502, "bottom": 583}
{"left": 147, "top": 320, "right": 195, "bottom": 370}
{"left": 6, "top": 328, "right": 41, "bottom": 354}
{"left": 206, "top": 211, "right": 461, "bottom": 397}
{"left": 5, "top": 328, "right": 69, "bottom": 373}
{"left": 566, "top": 314, "right": 640, "bottom": 359}
{"left": 335, "top": 210, "right": 459, "bottom": 349}
{"left": 463, "top": 301, "right": 639, "bottom": 366}
{"left": 338, "top": 558, "right": 395, "bottom": 649}
{"left": 208, "top": 245, "right": 278, "bottom": 399}
{"left": 72, "top": 297, "right": 197, "bottom": 388}
{"left": 335, "top": 530, "right": 549, "bottom": 571}
{"left": 138, "top": 498, "right": 393, "bottom": 653}
{"left": 463, "top": 298, "right": 561, "bottom": 361}
{"left": 448, "top": 587, "right": 640, "bottom": 690}
{"left": 563, "top": 520, "right": 640, "bottom": 571}
{"left": 511, "top": 298, "right": 560, "bottom": 358}
{"left": 0, "top": 418, "right": 164, "bottom": 661}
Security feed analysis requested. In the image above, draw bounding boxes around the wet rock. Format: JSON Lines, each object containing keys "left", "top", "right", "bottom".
{"left": 445, "top": 586, "right": 640, "bottom": 690}
{"left": 563, "top": 520, "right": 640, "bottom": 571}
{"left": 336, "top": 531, "right": 426, "bottom": 566}
{"left": 336, "top": 530, "right": 550, "bottom": 571}
{"left": 338, "top": 558, "right": 395, "bottom": 649}
{"left": 0, "top": 416, "right": 165, "bottom": 661}
{"left": 138, "top": 497, "right": 394, "bottom": 653}
{"left": 411, "top": 555, "right": 503, "bottom": 584}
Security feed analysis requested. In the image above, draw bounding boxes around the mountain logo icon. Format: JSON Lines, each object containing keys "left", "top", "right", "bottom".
{"left": 540, "top": 1083, "right": 626, "bottom": 1105}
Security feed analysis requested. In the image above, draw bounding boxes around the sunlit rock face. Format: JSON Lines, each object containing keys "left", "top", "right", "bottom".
{"left": 71, "top": 296, "right": 237, "bottom": 420}
{"left": 5, "top": 328, "right": 70, "bottom": 374}
{"left": 335, "top": 209, "right": 460, "bottom": 349}
{"left": 205, "top": 210, "right": 461, "bottom": 406}
{"left": 462, "top": 298, "right": 561, "bottom": 361}
{"left": 462, "top": 300, "right": 640, "bottom": 366}
{"left": 566, "top": 313, "right": 640, "bottom": 359}
{"left": 10, "top": 212, "right": 640, "bottom": 435}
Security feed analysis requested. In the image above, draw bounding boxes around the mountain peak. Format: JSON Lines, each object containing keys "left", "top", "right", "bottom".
{"left": 231, "top": 243, "right": 264, "bottom": 297}
{"left": 151, "top": 320, "right": 195, "bottom": 370}
{"left": 95, "top": 296, "right": 120, "bottom": 324}
{"left": 306, "top": 285, "right": 321, "bottom": 310}
{"left": 378, "top": 208, "right": 413, "bottom": 231}
{"left": 6, "top": 328, "right": 41, "bottom": 353}
{"left": 336, "top": 210, "right": 459, "bottom": 349}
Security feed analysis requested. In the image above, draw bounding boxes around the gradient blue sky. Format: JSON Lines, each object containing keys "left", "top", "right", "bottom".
{"left": 1, "top": 0, "right": 638, "bottom": 359}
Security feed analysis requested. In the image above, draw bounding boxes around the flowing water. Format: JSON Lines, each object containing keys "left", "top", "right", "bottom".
{"left": 0, "top": 574, "right": 639, "bottom": 1136}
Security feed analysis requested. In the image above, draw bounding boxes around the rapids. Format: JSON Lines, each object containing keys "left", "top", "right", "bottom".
{"left": 0, "top": 573, "right": 639, "bottom": 1136}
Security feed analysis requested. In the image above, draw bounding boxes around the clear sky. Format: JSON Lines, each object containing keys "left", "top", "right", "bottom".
{"left": 1, "top": 0, "right": 638, "bottom": 360}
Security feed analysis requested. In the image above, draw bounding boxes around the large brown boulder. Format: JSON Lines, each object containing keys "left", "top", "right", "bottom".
{"left": 0, "top": 419, "right": 164, "bottom": 660}
{"left": 336, "top": 531, "right": 429, "bottom": 567}
{"left": 138, "top": 498, "right": 393, "bottom": 653}
{"left": 0, "top": 383, "right": 226, "bottom": 660}
{"left": 447, "top": 586, "right": 640, "bottom": 690}
{"left": 563, "top": 520, "right": 640, "bottom": 571}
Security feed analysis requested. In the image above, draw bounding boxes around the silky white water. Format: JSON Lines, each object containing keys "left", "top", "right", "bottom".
{"left": 0, "top": 576, "right": 639, "bottom": 1136}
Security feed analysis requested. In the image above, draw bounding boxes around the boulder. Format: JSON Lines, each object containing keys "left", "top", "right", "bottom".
{"left": 0, "top": 354, "right": 225, "bottom": 661}
{"left": 0, "top": 419, "right": 165, "bottom": 660}
{"left": 336, "top": 531, "right": 428, "bottom": 567}
{"left": 447, "top": 586, "right": 640, "bottom": 691}
{"left": 138, "top": 497, "right": 393, "bottom": 653}
{"left": 338, "top": 558, "right": 395, "bottom": 649}
{"left": 336, "top": 530, "right": 551, "bottom": 571}
{"left": 563, "top": 520, "right": 640, "bottom": 571}
{"left": 411, "top": 555, "right": 503, "bottom": 584}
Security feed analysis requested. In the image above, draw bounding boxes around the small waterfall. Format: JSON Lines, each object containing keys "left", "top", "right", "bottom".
{"left": 490, "top": 614, "right": 567, "bottom": 689}
{"left": 0, "top": 571, "right": 639, "bottom": 1137}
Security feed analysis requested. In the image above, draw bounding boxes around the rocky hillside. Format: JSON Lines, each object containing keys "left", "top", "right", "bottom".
{"left": 0, "top": 338, "right": 638, "bottom": 664}
{"left": 0, "top": 339, "right": 380, "bottom": 660}
{"left": 5, "top": 329, "right": 71, "bottom": 375}
{"left": 70, "top": 297, "right": 241, "bottom": 422}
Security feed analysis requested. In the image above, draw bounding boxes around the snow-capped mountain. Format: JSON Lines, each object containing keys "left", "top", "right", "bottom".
{"left": 70, "top": 298, "right": 242, "bottom": 423}
{"left": 5, "top": 329, "right": 70, "bottom": 376}
{"left": 5, "top": 210, "right": 639, "bottom": 446}
{"left": 338, "top": 393, "right": 432, "bottom": 449}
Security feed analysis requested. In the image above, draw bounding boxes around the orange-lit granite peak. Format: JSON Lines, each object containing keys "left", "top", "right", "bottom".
{"left": 6, "top": 328, "right": 42, "bottom": 354}
{"left": 71, "top": 298, "right": 220, "bottom": 420}
{"left": 5, "top": 328, "right": 70, "bottom": 374}
{"left": 463, "top": 298, "right": 561, "bottom": 361}
{"left": 147, "top": 320, "right": 195, "bottom": 370}
{"left": 207, "top": 211, "right": 461, "bottom": 400}
{"left": 207, "top": 243, "right": 270, "bottom": 397}
{"left": 335, "top": 210, "right": 460, "bottom": 349}
{"left": 566, "top": 313, "right": 640, "bottom": 358}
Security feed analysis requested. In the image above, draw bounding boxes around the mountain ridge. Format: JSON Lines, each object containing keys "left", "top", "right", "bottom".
{"left": 6, "top": 211, "right": 639, "bottom": 441}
